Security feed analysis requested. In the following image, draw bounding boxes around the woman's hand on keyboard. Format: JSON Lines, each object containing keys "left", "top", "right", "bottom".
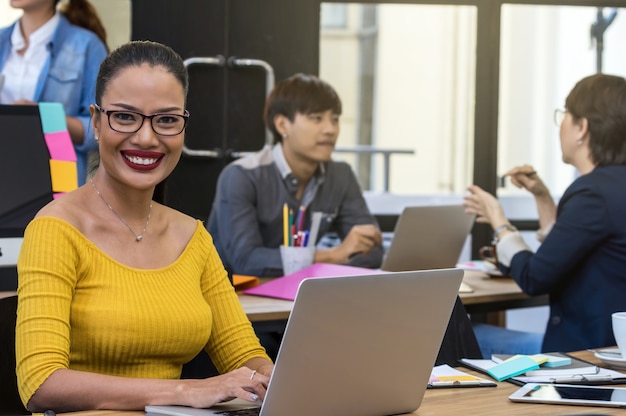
{"left": 179, "top": 366, "right": 269, "bottom": 408}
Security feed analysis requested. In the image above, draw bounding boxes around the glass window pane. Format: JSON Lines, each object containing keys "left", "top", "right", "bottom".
{"left": 321, "top": 3, "right": 349, "bottom": 29}
{"left": 498, "top": 4, "right": 626, "bottom": 206}
{"left": 91, "top": 0, "right": 131, "bottom": 50}
{"left": 320, "top": 3, "right": 477, "bottom": 196}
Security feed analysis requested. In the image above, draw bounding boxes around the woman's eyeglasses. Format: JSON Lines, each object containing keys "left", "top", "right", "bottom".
{"left": 94, "top": 104, "right": 189, "bottom": 136}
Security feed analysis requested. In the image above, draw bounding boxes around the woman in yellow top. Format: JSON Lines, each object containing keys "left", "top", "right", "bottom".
{"left": 16, "top": 40, "right": 273, "bottom": 413}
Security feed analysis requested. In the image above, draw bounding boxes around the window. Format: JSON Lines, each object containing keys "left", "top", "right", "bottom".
{"left": 320, "top": 3, "right": 477, "bottom": 195}
{"left": 498, "top": 4, "right": 626, "bottom": 199}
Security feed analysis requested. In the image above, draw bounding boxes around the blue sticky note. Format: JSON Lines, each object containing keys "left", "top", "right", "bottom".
{"left": 38, "top": 102, "right": 68, "bottom": 133}
{"left": 487, "top": 355, "right": 540, "bottom": 382}
{"left": 543, "top": 354, "right": 572, "bottom": 368}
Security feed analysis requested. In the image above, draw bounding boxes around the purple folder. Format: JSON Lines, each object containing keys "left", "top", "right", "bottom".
{"left": 243, "top": 263, "right": 384, "bottom": 301}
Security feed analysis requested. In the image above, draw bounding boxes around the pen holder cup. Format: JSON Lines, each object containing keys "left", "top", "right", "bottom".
{"left": 280, "top": 245, "right": 315, "bottom": 276}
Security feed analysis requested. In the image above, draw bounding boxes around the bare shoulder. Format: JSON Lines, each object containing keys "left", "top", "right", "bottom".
{"left": 158, "top": 204, "right": 201, "bottom": 238}
{"left": 34, "top": 187, "right": 92, "bottom": 229}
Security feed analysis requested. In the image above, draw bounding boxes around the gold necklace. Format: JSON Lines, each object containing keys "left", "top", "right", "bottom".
{"left": 90, "top": 179, "right": 152, "bottom": 242}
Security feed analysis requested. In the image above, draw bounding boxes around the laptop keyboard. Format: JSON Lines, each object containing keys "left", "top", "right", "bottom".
{"left": 214, "top": 408, "right": 260, "bottom": 416}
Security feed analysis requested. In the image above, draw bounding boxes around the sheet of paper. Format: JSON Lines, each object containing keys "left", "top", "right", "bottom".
{"left": 429, "top": 364, "right": 496, "bottom": 387}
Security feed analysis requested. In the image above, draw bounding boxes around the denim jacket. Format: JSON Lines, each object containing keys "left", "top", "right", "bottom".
{"left": 0, "top": 15, "right": 107, "bottom": 184}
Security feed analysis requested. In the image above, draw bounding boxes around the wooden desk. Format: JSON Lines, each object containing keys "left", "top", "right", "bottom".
{"left": 415, "top": 349, "right": 625, "bottom": 415}
{"left": 238, "top": 270, "right": 549, "bottom": 323}
{"left": 60, "top": 350, "right": 626, "bottom": 415}
{"left": 461, "top": 271, "right": 549, "bottom": 315}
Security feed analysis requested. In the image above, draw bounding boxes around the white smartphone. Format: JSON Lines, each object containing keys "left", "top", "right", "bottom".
{"left": 509, "top": 383, "right": 626, "bottom": 408}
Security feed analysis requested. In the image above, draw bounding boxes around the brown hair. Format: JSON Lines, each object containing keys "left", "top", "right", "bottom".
{"left": 565, "top": 73, "right": 626, "bottom": 166}
{"left": 57, "top": 0, "right": 108, "bottom": 51}
{"left": 264, "top": 73, "right": 342, "bottom": 144}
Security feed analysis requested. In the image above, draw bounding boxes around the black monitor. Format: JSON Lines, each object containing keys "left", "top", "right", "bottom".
{"left": 0, "top": 104, "right": 53, "bottom": 289}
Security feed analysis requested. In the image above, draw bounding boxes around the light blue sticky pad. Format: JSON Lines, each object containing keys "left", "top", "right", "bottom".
{"left": 487, "top": 355, "right": 540, "bottom": 382}
{"left": 38, "top": 102, "right": 68, "bottom": 133}
{"left": 542, "top": 354, "right": 572, "bottom": 368}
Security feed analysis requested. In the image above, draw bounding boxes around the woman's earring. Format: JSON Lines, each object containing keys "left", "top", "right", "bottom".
{"left": 95, "top": 135, "right": 99, "bottom": 142}
{"left": 282, "top": 133, "right": 287, "bottom": 139}
{"left": 577, "top": 139, "right": 583, "bottom": 145}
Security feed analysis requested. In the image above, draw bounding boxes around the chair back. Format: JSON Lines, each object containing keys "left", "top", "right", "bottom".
{"left": 0, "top": 296, "right": 28, "bottom": 415}
{"left": 435, "top": 296, "right": 483, "bottom": 365}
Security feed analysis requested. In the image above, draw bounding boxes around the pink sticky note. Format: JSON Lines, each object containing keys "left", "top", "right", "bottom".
{"left": 44, "top": 130, "right": 76, "bottom": 161}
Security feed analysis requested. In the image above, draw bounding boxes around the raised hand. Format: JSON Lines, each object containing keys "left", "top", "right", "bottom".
{"left": 503, "top": 165, "right": 550, "bottom": 197}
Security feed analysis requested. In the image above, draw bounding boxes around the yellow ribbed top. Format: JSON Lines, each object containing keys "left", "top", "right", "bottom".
{"left": 16, "top": 217, "right": 269, "bottom": 406}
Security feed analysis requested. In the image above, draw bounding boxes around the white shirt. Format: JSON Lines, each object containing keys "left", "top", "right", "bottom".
{"left": 0, "top": 12, "right": 60, "bottom": 104}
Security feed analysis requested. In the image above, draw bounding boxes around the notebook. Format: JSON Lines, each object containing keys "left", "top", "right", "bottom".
{"left": 381, "top": 205, "right": 475, "bottom": 272}
{"left": 146, "top": 268, "right": 464, "bottom": 416}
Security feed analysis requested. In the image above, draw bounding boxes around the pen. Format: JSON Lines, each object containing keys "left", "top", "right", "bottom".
{"left": 296, "top": 205, "right": 306, "bottom": 232}
{"left": 499, "top": 171, "right": 537, "bottom": 187}
{"left": 288, "top": 209, "right": 294, "bottom": 246}
{"left": 549, "top": 375, "right": 626, "bottom": 384}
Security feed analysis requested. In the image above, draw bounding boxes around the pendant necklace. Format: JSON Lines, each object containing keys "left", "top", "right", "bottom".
{"left": 90, "top": 179, "right": 152, "bottom": 242}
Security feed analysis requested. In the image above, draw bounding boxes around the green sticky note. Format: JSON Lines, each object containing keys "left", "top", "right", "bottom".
{"left": 487, "top": 355, "right": 540, "bottom": 382}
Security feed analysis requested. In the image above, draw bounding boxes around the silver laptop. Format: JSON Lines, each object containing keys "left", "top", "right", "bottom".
{"left": 146, "top": 268, "right": 464, "bottom": 416}
{"left": 381, "top": 205, "right": 475, "bottom": 272}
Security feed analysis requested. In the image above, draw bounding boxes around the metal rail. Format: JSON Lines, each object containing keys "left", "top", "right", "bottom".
{"left": 333, "top": 146, "right": 415, "bottom": 192}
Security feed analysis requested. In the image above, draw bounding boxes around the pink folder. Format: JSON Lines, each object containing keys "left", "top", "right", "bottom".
{"left": 243, "top": 263, "right": 385, "bottom": 301}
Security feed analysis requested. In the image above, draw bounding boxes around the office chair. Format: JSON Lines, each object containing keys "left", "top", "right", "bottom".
{"left": 435, "top": 296, "right": 483, "bottom": 365}
{"left": 0, "top": 295, "right": 28, "bottom": 415}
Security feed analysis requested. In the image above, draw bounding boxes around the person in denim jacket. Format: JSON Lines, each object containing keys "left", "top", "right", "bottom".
{"left": 0, "top": 0, "right": 108, "bottom": 185}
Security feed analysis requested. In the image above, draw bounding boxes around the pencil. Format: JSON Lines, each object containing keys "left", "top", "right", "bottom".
{"left": 283, "top": 203, "right": 288, "bottom": 246}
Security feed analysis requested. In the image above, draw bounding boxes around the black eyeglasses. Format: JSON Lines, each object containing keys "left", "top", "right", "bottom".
{"left": 94, "top": 104, "right": 190, "bottom": 136}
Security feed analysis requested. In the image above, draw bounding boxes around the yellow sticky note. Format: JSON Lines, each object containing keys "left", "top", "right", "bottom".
{"left": 501, "top": 354, "right": 548, "bottom": 365}
{"left": 49, "top": 160, "right": 78, "bottom": 193}
{"left": 529, "top": 354, "right": 550, "bottom": 365}
{"left": 437, "top": 375, "right": 480, "bottom": 382}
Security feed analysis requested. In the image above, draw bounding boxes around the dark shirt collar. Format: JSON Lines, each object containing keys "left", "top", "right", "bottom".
{"left": 272, "top": 143, "right": 326, "bottom": 206}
